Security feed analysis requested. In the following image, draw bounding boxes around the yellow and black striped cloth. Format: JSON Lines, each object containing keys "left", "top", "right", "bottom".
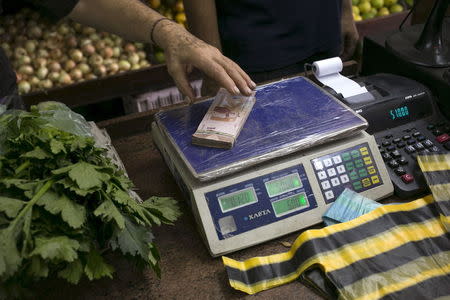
{"left": 418, "top": 154, "right": 450, "bottom": 232}
{"left": 223, "top": 154, "right": 450, "bottom": 299}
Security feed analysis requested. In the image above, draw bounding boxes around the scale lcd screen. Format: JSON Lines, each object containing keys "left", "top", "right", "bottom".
{"left": 272, "top": 193, "right": 308, "bottom": 217}
{"left": 218, "top": 187, "right": 258, "bottom": 213}
{"left": 265, "top": 173, "right": 302, "bottom": 198}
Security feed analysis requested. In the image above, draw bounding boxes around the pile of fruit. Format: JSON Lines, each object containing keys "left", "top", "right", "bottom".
{"left": 148, "top": 0, "right": 186, "bottom": 64}
{"left": 352, "top": 0, "right": 412, "bottom": 21}
{"left": 0, "top": 8, "right": 151, "bottom": 95}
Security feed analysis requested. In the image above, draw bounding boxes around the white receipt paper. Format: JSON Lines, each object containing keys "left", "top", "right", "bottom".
{"left": 312, "top": 57, "right": 368, "bottom": 98}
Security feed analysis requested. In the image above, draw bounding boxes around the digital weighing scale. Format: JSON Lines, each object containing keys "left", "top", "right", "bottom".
{"left": 152, "top": 77, "right": 393, "bottom": 256}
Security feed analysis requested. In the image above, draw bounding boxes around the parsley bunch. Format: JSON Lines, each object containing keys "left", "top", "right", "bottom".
{"left": 0, "top": 104, "right": 180, "bottom": 296}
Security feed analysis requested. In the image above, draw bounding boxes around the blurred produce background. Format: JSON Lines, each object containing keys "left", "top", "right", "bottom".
{"left": 0, "top": 1, "right": 187, "bottom": 96}
{"left": 0, "top": 8, "right": 151, "bottom": 94}
{"left": 352, "top": 0, "right": 413, "bottom": 21}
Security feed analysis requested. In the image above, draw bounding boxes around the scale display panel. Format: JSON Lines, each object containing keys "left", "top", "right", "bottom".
{"left": 265, "top": 173, "right": 303, "bottom": 197}
{"left": 218, "top": 187, "right": 258, "bottom": 213}
{"left": 205, "top": 164, "right": 316, "bottom": 241}
{"left": 156, "top": 77, "right": 367, "bottom": 180}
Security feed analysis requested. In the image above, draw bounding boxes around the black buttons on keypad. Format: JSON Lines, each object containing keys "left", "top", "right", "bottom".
{"left": 378, "top": 121, "right": 449, "bottom": 189}
{"left": 431, "top": 146, "right": 440, "bottom": 152}
{"left": 417, "top": 135, "right": 426, "bottom": 141}
{"left": 423, "top": 140, "right": 434, "bottom": 148}
{"left": 398, "top": 157, "right": 408, "bottom": 165}
{"left": 405, "top": 146, "right": 415, "bottom": 154}
{"left": 388, "top": 160, "right": 399, "bottom": 168}
{"left": 415, "top": 143, "right": 425, "bottom": 150}
{"left": 386, "top": 145, "right": 396, "bottom": 152}
{"left": 391, "top": 150, "right": 401, "bottom": 158}
{"left": 432, "top": 130, "right": 442, "bottom": 136}
{"left": 395, "top": 167, "right": 406, "bottom": 176}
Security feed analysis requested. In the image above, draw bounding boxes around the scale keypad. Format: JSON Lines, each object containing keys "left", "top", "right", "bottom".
{"left": 311, "top": 143, "right": 383, "bottom": 203}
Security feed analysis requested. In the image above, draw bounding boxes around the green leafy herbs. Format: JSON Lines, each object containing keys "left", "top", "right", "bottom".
{"left": 0, "top": 104, "right": 181, "bottom": 294}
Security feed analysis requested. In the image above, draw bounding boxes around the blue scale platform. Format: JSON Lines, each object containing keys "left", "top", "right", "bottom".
{"left": 155, "top": 76, "right": 367, "bottom": 181}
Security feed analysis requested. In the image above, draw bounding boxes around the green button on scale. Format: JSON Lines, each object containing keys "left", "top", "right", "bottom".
{"left": 342, "top": 152, "right": 351, "bottom": 161}
{"left": 346, "top": 162, "right": 355, "bottom": 170}
{"left": 358, "top": 169, "right": 368, "bottom": 177}
{"left": 351, "top": 150, "right": 361, "bottom": 158}
{"left": 355, "top": 159, "right": 364, "bottom": 168}
{"left": 350, "top": 170, "right": 359, "bottom": 180}
{"left": 353, "top": 181, "right": 362, "bottom": 190}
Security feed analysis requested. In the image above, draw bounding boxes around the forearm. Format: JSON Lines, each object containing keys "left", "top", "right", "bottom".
{"left": 68, "top": 0, "right": 163, "bottom": 43}
{"left": 68, "top": 0, "right": 255, "bottom": 98}
{"left": 341, "top": 0, "right": 354, "bottom": 23}
{"left": 184, "top": 0, "right": 222, "bottom": 50}
{"left": 340, "top": 0, "right": 359, "bottom": 60}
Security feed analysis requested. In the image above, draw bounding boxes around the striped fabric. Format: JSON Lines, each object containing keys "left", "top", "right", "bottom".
{"left": 224, "top": 196, "right": 450, "bottom": 298}
{"left": 418, "top": 154, "right": 450, "bottom": 232}
{"left": 223, "top": 154, "right": 450, "bottom": 299}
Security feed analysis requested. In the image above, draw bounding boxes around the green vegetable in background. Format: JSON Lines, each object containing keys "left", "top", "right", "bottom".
{"left": 0, "top": 104, "right": 181, "bottom": 297}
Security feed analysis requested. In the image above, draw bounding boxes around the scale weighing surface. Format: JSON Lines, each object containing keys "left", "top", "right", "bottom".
{"left": 156, "top": 77, "right": 370, "bottom": 181}
{"left": 152, "top": 77, "right": 393, "bottom": 256}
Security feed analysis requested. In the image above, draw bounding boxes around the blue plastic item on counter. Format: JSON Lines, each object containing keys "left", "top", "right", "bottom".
{"left": 322, "top": 188, "right": 383, "bottom": 226}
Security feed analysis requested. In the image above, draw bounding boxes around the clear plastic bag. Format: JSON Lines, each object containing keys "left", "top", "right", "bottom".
{"left": 0, "top": 101, "right": 92, "bottom": 155}
{"left": 35, "top": 101, "right": 93, "bottom": 137}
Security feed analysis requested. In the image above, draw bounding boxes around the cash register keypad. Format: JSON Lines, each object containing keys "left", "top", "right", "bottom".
{"left": 378, "top": 122, "right": 450, "bottom": 185}
{"left": 312, "top": 143, "right": 383, "bottom": 204}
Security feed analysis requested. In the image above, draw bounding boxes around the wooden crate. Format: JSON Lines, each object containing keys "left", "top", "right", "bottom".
{"left": 356, "top": 11, "right": 411, "bottom": 40}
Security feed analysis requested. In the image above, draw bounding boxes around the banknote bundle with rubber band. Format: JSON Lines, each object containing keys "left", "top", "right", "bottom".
{"left": 192, "top": 89, "right": 256, "bottom": 149}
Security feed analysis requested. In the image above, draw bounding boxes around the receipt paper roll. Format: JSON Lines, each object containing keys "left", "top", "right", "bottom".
{"left": 312, "top": 57, "right": 343, "bottom": 77}
{"left": 312, "top": 57, "right": 367, "bottom": 98}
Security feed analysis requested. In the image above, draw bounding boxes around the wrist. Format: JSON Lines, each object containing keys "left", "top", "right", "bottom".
{"left": 341, "top": 9, "right": 355, "bottom": 26}
{"left": 152, "top": 19, "right": 182, "bottom": 50}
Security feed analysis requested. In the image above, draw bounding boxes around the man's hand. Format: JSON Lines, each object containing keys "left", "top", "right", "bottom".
{"left": 69, "top": 0, "right": 255, "bottom": 102}
{"left": 340, "top": 0, "right": 359, "bottom": 61}
{"left": 153, "top": 20, "right": 255, "bottom": 101}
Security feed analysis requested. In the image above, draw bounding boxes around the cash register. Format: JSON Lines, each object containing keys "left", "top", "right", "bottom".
{"left": 328, "top": 73, "right": 450, "bottom": 198}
